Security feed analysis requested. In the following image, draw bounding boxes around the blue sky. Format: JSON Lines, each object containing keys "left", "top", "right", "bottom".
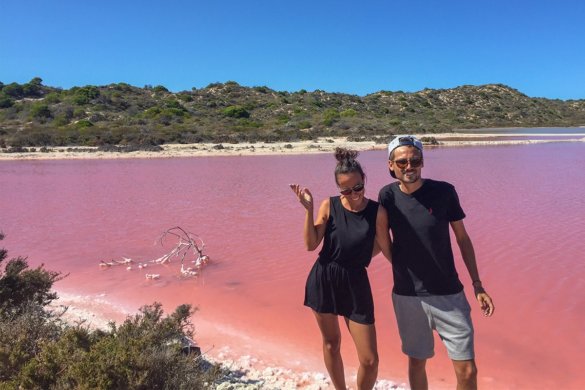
{"left": 1, "top": 0, "right": 584, "bottom": 99}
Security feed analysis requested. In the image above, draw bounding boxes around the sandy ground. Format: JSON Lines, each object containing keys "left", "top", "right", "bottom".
{"left": 1, "top": 132, "right": 584, "bottom": 161}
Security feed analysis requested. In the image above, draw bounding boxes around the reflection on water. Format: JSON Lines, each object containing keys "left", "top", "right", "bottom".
{"left": 1, "top": 142, "right": 584, "bottom": 389}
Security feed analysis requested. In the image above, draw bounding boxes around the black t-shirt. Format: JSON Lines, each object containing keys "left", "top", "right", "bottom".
{"left": 378, "top": 179, "right": 466, "bottom": 296}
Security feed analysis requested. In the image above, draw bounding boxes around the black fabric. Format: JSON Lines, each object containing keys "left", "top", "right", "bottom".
{"left": 304, "top": 196, "right": 378, "bottom": 324}
{"left": 378, "top": 179, "right": 466, "bottom": 296}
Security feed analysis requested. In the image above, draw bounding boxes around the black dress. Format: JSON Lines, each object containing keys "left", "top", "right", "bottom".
{"left": 304, "top": 196, "right": 379, "bottom": 324}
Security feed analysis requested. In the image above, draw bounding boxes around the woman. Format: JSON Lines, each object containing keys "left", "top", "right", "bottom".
{"left": 290, "top": 148, "right": 392, "bottom": 390}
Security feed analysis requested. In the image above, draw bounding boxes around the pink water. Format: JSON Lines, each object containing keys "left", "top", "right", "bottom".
{"left": 1, "top": 142, "right": 584, "bottom": 389}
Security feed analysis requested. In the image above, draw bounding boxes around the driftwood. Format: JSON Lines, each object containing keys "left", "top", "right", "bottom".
{"left": 98, "top": 227, "right": 210, "bottom": 279}
{"left": 99, "top": 257, "right": 133, "bottom": 268}
{"left": 154, "top": 226, "right": 210, "bottom": 277}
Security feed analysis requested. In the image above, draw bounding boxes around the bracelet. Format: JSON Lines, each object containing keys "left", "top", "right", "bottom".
{"left": 472, "top": 280, "right": 482, "bottom": 286}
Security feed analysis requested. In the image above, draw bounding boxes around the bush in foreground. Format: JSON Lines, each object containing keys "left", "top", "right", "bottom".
{"left": 0, "top": 233, "right": 223, "bottom": 389}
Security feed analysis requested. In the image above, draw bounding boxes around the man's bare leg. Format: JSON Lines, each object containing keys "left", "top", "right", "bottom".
{"left": 453, "top": 359, "right": 478, "bottom": 390}
{"left": 408, "top": 357, "right": 428, "bottom": 390}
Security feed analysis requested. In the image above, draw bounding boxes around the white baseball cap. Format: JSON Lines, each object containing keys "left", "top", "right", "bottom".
{"left": 387, "top": 135, "right": 423, "bottom": 158}
{"left": 387, "top": 135, "right": 423, "bottom": 178}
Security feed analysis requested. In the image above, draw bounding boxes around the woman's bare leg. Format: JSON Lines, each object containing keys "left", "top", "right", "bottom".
{"left": 346, "top": 318, "right": 379, "bottom": 390}
{"left": 313, "top": 311, "right": 346, "bottom": 389}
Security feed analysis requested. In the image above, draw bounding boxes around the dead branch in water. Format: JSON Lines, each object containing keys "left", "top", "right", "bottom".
{"left": 155, "top": 226, "right": 210, "bottom": 275}
{"left": 98, "top": 227, "right": 210, "bottom": 278}
{"left": 99, "top": 257, "right": 133, "bottom": 268}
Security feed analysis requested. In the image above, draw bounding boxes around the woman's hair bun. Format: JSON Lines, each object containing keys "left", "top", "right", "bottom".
{"left": 333, "top": 147, "right": 365, "bottom": 183}
{"left": 334, "top": 147, "right": 359, "bottom": 163}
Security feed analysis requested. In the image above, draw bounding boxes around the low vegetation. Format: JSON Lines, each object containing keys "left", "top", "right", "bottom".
{"left": 1, "top": 78, "right": 584, "bottom": 149}
{"left": 0, "top": 232, "right": 224, "bottom": 389}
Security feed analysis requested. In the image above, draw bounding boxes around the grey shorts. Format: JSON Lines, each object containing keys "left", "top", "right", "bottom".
{"left": 392, "top": 291, "right": 475, "bottom": 361}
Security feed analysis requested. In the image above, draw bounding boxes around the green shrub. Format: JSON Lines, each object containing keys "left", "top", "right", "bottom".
{"left": 276, "top": 113, "right": 290, "bottom": 124}
{"left": 222, "top": 105, "right": 250, "bottom": 118}
{"left": 311, "top": 99, "right": 324, "bottom": 108}
{"left": 153, "top": 85, "right": 169, "bottom": 93}
{"left": 340, "top": 109, "right": 357, "bottom": 118}
{"left": 297, "top": 120, "right": 312, "bottom": 129}
{"left": 55, "top": 127, "right": 81, "bottom": 145}
{"left": 165, "top": 99, "right": 186, "bottom": 111}
{"left": 162, "top": 108, "right": 186, "bottom": 117}
{"left": 253, "top": 86, "right": 270, "bottom": 94}
{"left": 72, "top": 86, "right": 100, "bottom": 105}
{"left": 205, "top": 82, "right": 222, "bottom": 89}
{"left": 73, "top": 108, "right": 86, "bottom": 119}
{"left": 5, "top": 303, "right": 223, "bottom": 389}
{"left": 43, "top": 92, "right": 61, "bottom": 104}
{"left": 144, "top": 106, "right": 162, "bottom": 118}
{"left": 106, "top": 82, "right": 129, "bottom": 92}
{"left": 177, "top": 93, "right": 193, "bottom": 102}
{"left": 10, "top": 128, "right": 56, "bottom": 146}
{"left": 2, "top": 83, "right": 24, "bottom": 98}
{"left": 236, "top": 118, "right": 263, "bottom": 129}
{"left": 30, "top": 103, "right": 52, "bottom": 120}
{"left": 0, "top": 305, "right": 63, "bottom": 383}
{"left": 75, "top": 119, "right": 94, "bottom": 129}
{"left": 0, "top": 235, "right": 223, "bottom": 388}
{"left": 0, "top": 234, "right": 62, "bottom": 317}
{"left": 22, "top": 82, "right": 43, "bottom": 97}
{"left": 322, "top": 108, "right": 340, "bottom": 126}
{"left": 0, "top": 95, "right": 14, "bottom": 108}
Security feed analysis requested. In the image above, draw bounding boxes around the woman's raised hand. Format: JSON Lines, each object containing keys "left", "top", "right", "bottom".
{"left": 289, "top": 184, "right": 314, "bottom": 211}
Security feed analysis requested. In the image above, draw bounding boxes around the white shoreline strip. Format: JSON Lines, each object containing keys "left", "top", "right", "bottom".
{"left": 1, "top": 133, "right": 584, "bottom": 161}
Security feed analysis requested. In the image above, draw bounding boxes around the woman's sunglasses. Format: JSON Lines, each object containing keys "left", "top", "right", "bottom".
{"left": 392, "top": 157, "right": 423, "bottom": 170}
{"left": 339, "top": 183, "right": 365, "bottom": 196}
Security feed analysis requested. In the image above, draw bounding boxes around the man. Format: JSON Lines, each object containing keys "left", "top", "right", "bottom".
{"left": 378, "top": 135, "right": 494, "bottom": 390}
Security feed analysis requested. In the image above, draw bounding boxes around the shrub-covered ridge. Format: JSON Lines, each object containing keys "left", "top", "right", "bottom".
{"left": 1, "top": 78, "right": 584, "bottom": 148}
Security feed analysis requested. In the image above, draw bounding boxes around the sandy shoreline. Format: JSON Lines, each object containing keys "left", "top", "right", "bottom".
{"left": 50, "top": 292, "right": 407, "bottom": 389}
{"left": 1, "top": 132, "right": 584, "bottom": 161}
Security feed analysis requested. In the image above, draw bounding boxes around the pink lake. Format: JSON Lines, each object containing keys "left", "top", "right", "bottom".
{"left": 1, "top": 142, "right": 584, "bottom": 389}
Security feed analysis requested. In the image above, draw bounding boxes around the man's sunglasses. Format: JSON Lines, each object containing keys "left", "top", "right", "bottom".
{"left": 392, "top": 157, "right": 423, "bottom": 169}
{"left": 339, "top": 183, "right": 365, "bottom": 196}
